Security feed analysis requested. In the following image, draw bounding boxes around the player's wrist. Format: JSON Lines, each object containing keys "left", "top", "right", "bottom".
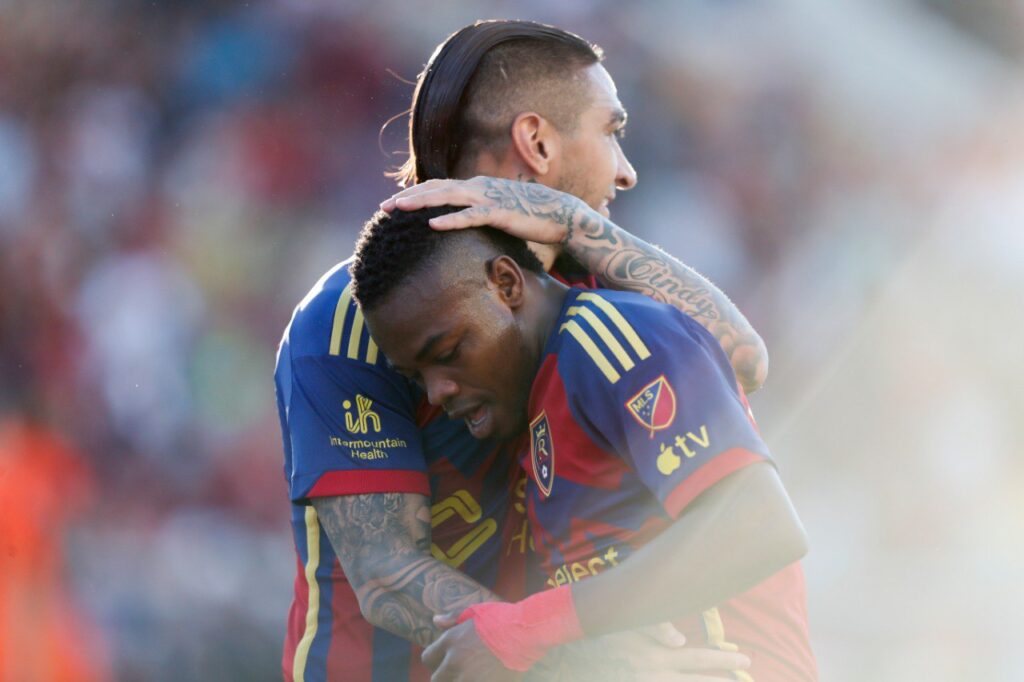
{"left": 457, "top": 585, "right": 583, "bottom": 671}
{"left": 560, "top": 202, "right": 595, "bottom": 247}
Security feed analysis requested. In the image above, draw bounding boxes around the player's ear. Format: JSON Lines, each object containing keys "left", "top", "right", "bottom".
{"left": 485, "top": 256, "right": 525, "bottom": 309}
{"left": 509, "top": 112, "right": 561, "bottom": 178}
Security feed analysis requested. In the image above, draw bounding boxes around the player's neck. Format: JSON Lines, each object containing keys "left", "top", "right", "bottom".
{"left": 523, "top": 274, "right": 570, "bottom": 364}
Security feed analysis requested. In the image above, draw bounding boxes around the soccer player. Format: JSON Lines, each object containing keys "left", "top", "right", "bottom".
{"left": 349, "top": 207, "right": 817, "bottom": 682}
{"left": 276, "top": 20, "right": 767, "bottom": 681}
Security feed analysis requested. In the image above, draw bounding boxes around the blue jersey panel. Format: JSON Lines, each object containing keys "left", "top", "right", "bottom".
{"left": 276, "top": 259, "right": 428, "bottom": 503}
{"left": 551, "top": 288, "right": 771, "bottom": 513}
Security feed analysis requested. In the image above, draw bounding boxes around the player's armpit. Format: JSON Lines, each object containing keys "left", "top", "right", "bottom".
{"left": 312, "top": 493, "right": 500, "bottom": 647}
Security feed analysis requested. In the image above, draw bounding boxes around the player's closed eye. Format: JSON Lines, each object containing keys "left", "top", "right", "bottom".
{"left": 437, "top": 345, "right": 460, "bottom": 364}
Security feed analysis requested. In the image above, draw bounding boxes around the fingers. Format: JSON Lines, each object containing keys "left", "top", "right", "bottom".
{"left": 397, "top": 189, "right": 478, "bottom": 214}
{"left": 422, "top": 632, "right": 447, "bottom": 671}
{"left": 380, "top": 179, "right": 476, "bottom": 213}
{"left": 428, "top": 207, "right": 498, "bottom": 231}
{"left": 433, "top": 612, "right": 460, "bottom": 630}
{"left": 660, "top": 646, "right": 751, "bottom": 672}
{"left": 645, "top": 622, "right": 687, "bottom": 648}
{"left": 429, "top": 657, "right": 453, "bottom": 682}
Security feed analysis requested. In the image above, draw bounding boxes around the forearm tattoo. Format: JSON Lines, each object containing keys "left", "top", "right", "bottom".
{"left": 568, "top": 211, "right": 768, "bottom": 392}
{"left": 473, "top": 176, "right": 767, "bottom": 390}
{"left": 313, "top": 494, "right": 498, "bottom": 647}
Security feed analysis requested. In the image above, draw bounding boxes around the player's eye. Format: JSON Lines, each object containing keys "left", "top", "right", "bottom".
{"left": 436, "top": 345, "right": 460, "bottom": 364}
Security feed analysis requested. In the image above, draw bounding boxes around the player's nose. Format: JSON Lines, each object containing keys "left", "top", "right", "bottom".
{"left": 615, "top": 142, "right": 637, "bottom": 191}
{"left": 424, "top": 371, "right": 459, "bottom": 407}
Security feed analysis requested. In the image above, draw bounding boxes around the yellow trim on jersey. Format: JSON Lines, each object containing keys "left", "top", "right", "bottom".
{"left": 366, "top": 337, "right": 379, "bottom": 364}
{"left": 702, "top": 608, "right": 754, "bottom": 681}
{"left": 566, "top": 306, "right": 635, "bottom": 372}
{"left": 431, "top": 489, "right": 483, "bottom": 527}
{"left": 560, "top": 320, "right": 621, "bottom": 383}
{"left": 293, "top": 506, "right": 322, "bottom": 682}
{"left": 328, "top": 283, "right": 354, "bottom": 356}
{"left": 576, "top": 292, "right": 651, "bottom": 360}
{"left": 431, "top": 519, "right": 498, "bottom": 569}
{"left": 347, "top": 309, "right": 367, "bottom": 360}
{"left": 327, "top": 282, "right": 379, "bottom": 364}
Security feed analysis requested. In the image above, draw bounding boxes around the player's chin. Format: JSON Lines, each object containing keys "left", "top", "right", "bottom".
{"left": 474, "top": 410, "right": 517, "bottom": 442}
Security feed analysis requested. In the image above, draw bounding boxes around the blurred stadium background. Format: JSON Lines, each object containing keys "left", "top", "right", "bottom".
{"left": 1, "top": 0, "right": 1022, "bottom": 680}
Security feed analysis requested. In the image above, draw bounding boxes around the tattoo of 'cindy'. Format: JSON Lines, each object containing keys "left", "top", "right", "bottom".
{"left": 567, "top": 210, "right": 768, "bottom": 392}
{"left": 604, "top": 248, "right": 718, "bottom": 319}
{"left": 483, "top": 177, "right": 580, "bottom": 228}
{"left": 314, "top": 494, "right": 497, "bottom": 647}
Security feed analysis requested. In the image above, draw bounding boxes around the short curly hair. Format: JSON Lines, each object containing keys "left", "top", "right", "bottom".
{"left": 351, "top": 206, "right": 544, "bottom": 312}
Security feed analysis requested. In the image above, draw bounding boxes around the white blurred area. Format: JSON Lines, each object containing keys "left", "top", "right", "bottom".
{"left": 1, "top": 0, "right": 1021, "bottom": 679}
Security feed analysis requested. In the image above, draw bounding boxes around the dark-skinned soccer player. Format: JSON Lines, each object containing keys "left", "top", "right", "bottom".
{"left": 351, "top": 207, "right": 818, "bottom": 682}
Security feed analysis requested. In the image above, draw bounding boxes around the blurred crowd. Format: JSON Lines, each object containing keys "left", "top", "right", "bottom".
{"left": 1, "top": 1, "right": 1022, "bottom": 680}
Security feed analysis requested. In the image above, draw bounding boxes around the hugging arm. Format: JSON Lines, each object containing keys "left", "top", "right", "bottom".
{"left": 561, "top": 207, "right": 767, "bottom": 394}
{"left": 381, "top": 177, "right": 768, "bottom": 393}
{"left": 313, "top": 492, "right": 498, "bottom": 647}
{"left": 316, "top": 493, "right": 750, "bottom": 680}
{"left": 572, "top": 463, "right": 806, "bottom": 635}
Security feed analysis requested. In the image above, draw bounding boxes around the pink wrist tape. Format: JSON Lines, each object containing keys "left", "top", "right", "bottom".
{"left": 456, "top": 585, "right": 584, "bottom": 671}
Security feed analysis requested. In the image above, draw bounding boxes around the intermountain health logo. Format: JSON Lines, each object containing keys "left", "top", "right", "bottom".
{"left": 344, "top": 394, "right": 381, "bottom": 434}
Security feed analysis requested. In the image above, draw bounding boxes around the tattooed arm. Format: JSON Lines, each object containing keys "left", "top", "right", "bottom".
{"left": 381, "top": 177, "right": 768, "bottom": 393}
{"left": 312, "top": 493, "right": 498, "bottom": 647}
{"left": 315, "top": 493, "right": 748, "bottom": 678}
{"left": 561, "top": 209, "right": 767, "bottom": 393}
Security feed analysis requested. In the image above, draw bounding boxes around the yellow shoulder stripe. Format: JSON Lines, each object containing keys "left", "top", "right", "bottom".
{"left": 366, "top": 335, "right": 380, "bottom": 364}
{"left": 560, "top": 320, "right": 621, "bottom": 384}
{"left": 576, "top": 292, "right": 651, "bottom": 360}
{"left": 566, "top": 306, "right": 635, "bottom": 373}
{"left": 560, "top": 293, "right": 652, "bottom": 383}
{"left": 328, "top": 282, "right": 354, "bottom": 356}
{"left": 328, "top": 281, "right": 379, "bottom": 363}
{"left": 347, "top": 308, "right": 366, "bottom": 360}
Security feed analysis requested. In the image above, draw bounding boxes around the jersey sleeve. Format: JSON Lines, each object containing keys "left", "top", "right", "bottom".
{"left": 565, "top": 299, "right": 769, "bottom": 519}
{"left": 283, "top": 352, "right": 430, "bottom": 504}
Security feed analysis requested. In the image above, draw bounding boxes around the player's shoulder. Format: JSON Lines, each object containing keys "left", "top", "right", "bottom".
{"left": 573, "top": 288, "right": 684, "bottom": 327}
{"left": 553, "top": 288, "right": 719, "bottom": 388}
{"left": 278, "top": 257, "right": 380, "bottom": 366}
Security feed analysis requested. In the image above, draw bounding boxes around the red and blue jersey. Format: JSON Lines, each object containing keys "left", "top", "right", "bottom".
{"left": 523, "top": 287, "right": 817, "bottom": 681}
{"left": 275, "top": 259, "right": 535, "bottom": 682}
